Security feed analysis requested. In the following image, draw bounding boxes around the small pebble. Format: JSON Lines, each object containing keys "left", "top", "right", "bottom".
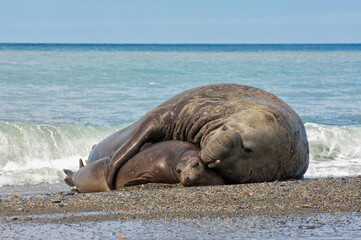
{"left": 118, "top": 234, "right": 127, "bottom": 239}
{"left": 71, "top": 188, "right": 80, "bottom": 193}
{"left": 299, "top": 225, "right": 316, "bottom": 229}
{"left": 62, "top": 191, "right": 75, "bottom": 196}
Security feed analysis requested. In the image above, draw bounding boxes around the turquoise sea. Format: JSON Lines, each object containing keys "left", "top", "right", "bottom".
{"left": 0, "top": 43, "right": 360, "bottom": 193}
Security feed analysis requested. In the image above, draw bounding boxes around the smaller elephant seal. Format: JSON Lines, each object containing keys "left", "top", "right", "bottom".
{"left": 64, "top": 141, "right": 225, "bottom": 192}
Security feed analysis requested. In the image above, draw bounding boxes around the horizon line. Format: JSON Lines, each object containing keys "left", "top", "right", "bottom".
{"left": 1, "top": 42, "right": 361, "bottom": 45}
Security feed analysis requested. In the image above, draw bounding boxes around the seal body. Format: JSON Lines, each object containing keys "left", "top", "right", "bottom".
{"left": 64, "top": 141, "right": 224, "bottom": 192}
{"left": 89, "top": 83, "right": 309, "bottom": 188}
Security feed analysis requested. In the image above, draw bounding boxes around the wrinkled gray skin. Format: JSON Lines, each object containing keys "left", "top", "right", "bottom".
{"left": 64, "top": 141, "right": 225, "bottom": 192}
{"left": 89, "top": 83, "right": 309, "bottom": 189}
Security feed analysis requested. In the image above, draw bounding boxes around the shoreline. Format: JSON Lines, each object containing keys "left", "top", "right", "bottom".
{"left": 1, "top": 176, "right": 360, "bottom": 223}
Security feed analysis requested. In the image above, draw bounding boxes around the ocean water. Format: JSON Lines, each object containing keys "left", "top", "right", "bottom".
{"left": 0, "top": 44, "right": 360, "bottom": 193}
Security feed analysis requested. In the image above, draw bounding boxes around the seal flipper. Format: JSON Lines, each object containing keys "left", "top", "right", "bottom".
{"left": 63, "top": 169, "right": 75, "bottom": 187}
{"left": 122, "top": 172, "right": 154, "bottom": 187}
{"left": 79, "top": 158, "right": 84, "bottom": 168}
{"left": 105, "top": 109, "right": 172, "bottom": 189}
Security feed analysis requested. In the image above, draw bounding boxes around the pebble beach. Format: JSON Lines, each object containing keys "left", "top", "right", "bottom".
{"left": 1, "top": 177, "right": 360, "bottom": 239}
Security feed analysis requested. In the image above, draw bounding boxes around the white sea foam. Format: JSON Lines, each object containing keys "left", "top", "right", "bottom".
{"left": 0, "top": 122, "right": 360, "bottom": 188}
{"left": 304, "top": 123, "right": 361, "bottom": 178}
{"left": 0, "top": 122, "right": 122, "bottom": 187}
{"left": 0, "top": 154, "right": 86, "bottom": 187}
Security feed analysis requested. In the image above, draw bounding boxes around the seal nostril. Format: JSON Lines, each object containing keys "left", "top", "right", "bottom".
{"left": 240, "top": 136, "right": 252, "bottom": 153}
{"left": 242, "top": 147, "right": 253, "bottom": 153}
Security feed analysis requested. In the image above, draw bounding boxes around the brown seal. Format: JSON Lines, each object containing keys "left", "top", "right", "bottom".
{"left": 88, "top": 83, "right": 309, "bottom": 189}
{"left": 64, "top": 141, "right": 225, "bottom": 192}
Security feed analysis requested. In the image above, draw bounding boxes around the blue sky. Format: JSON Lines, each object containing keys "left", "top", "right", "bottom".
{"left": 0, "top": 0, "right": 360, "bottom": 43}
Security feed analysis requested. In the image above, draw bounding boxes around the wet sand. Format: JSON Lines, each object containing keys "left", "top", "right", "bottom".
{"left": 1, "top": 177, "right": 360, "bottom": 239}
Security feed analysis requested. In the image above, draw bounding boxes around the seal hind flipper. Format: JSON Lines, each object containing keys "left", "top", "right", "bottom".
{"left": 79, "top": 159, "right": 84, "bottom": 168}
{"left": 63, "top": 169, "right": 75, "bottom": 187}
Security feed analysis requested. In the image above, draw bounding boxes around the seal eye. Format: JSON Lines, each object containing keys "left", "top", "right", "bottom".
{"left": 176, "top": 169, "right": 182, "bottom": 174}
{"left": 192, "top": 162, "right": 199, "bottom": 168}
{"left": 222, "top": 125, "right": 228, "bottom": 131}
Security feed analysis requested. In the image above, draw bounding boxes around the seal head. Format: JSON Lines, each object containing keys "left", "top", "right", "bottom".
{"left": 200, "top": 105, "right": 309, "bottom": 183}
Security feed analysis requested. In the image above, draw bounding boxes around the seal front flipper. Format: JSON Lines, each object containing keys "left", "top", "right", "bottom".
{"left": 121, "top": 172, "right": 154, "bottom": 187}
{"left": 105, "top": 109, "right": 173, "bottom": 189}
{"left": 63, "top": 169, "right": 75, "bottom": 187}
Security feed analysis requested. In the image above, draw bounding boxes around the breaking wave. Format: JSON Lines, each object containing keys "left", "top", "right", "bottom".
{"left": 304, "top": 123, "right": 361, "bottom": 178}
{"left": 0, "top": 121, "right": 360, "bottom": 187}
{"left": 0, "top": 122, "right": 122, "bottom": 187}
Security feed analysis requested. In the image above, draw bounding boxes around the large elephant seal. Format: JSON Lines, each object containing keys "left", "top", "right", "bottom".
{"left": 64, "top": 141, "right": 225, "bottom": 192}
{"left": 89, "top": 83, "right": 309, "bottom": 189}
